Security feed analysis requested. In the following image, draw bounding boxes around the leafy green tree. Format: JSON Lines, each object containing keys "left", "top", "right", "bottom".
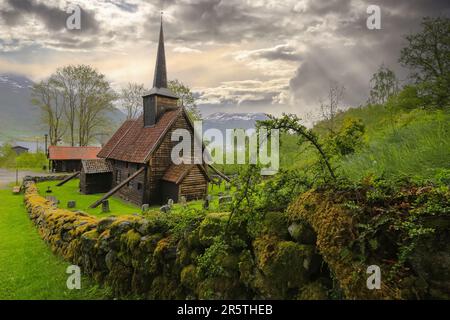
{"left": 120, "top": 82, "right": 146, "bottom": 120}
{"left": 168, "top": 79, "right": 201, "bottom": 120}
{"left": 331, "top": 118, "right": 365, "bottom": 156}
{"left": 399, "top": 17, "right": 450, "bottom": 108}
{"left": 386, "top": 85, "right": 423, "bottom": 111}
{"left": 260, "top": 114, "right": 336, "bottom": 180}
{"left": 31, "top": 79, "right": 66, "bottom": 146}
{"left": 368, "top": 65, "right": 399, "bottom": 105}
{"left": 49, "top": 65, "right": 117, "bottom": 146}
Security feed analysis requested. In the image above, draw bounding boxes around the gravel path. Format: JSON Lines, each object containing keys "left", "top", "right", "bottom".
{"left": 0, "top": 168, "right": 55, "bottom": 189}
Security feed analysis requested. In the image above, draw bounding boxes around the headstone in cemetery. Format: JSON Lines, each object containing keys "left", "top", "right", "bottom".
{"left": 102, "top": 200, "right": 110, "bottom": 213}
{"left": 46, "top": 196, "right": 58, "bottom": 207}
{"left": 160, "top": 205, "right": 170, "bottom": 213}
{"left": 67, "top": 200, "right": 76, "bottom": 209}
{"left": 203, "top": 196, "right": 210, "bottom": 210}
{"left": 142, "top": 204, "right": 149, "bottom": 212}
{"left": 219, "top": 195, "right": 232, "bottom": 205}
{"left": 168, "top": 199, "right": 174, "bottom": 208}
{"left": 180, "top": 196, "right": 187, "bottom": 207}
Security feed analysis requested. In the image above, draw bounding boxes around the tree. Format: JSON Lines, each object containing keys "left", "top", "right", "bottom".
{"left": 52, "top": 66, "right": 78, "bottom": 146}
{"left": 399, "top": 17, "right": 450, "bottom": 108}
{"left": 168, "top": 79, "right": 201, "bottom": 120}
{"left": 368, "top": 64, "right": 399, "bottom": 105}
{"left": 260, "top": 114, "right": 336, "bottom": 181}
{"left": 331, "top": 118, "right": 365, "bottom": 156}
{"left": 51, "top": 65, "right": 116, "bottom": 146}
{"left": 320, "top": 82, "right": 345, "bottom": 135}
{"left": 31, "top": 79, "right": 66, "bottom": 146}
{"left": 120, "top": 82, "right": 146, "bottom": 120}
{"left": 74, "top": 66, "right": 116, "bottom": 146}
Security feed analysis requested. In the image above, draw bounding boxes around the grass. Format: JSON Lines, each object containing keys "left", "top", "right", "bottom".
{"left": 36, "top": 179, "right": 233, "bottom": 218}
{"left": 279, "top": 106, "right": 450, "bottom": 181}
{"left": 37, "top": 179, "right": 141, "bottom": 218}
{"left": 0, "top": 189, "right": 109, "bottom": 299}
{"left": 0, "top": 177, "right": 232, "bottom": 300}
{"left": 337, "top": 109, "right": 450, "bottom": 181}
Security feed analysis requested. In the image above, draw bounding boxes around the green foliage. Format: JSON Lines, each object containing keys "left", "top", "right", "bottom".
{"left": 168, "top": 79, "right": 201, "bottom": 120}
{"left": 261, "top": 113, "right": 336, "bottom": 180}
{"left": 15, "top": 152, "right": 47, "bottom": 169}
{"left": 0, "top": 144, "right": 47, "bottom": 169}
{"left": 399, "top": 17, "right": 450, "bottom": 108}
{"left": 368, "top": 64, "right": 399, "bottom": 105}
{"left": 196, "top": 237, "right": 230, "bottom": 278}
{"left": 329, "top": 117, "right": 365, "bottom": 156}
{"left": 338, "top": 109, "right": 450, "bottom": 181}
{"left": 259, "top": 169, "right": 310, "bottom": 211}
{"left": 386, "top": 85, "right": 424, "bottom": 111}
{"left": 0, "top": 143, "right": 16, "bottom": 168}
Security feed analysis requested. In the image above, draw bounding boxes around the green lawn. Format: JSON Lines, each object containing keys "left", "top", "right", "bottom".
{"left": 37, "top": 179, "right": 141, "bottom": 217}
{"left": 0, "top": 189, "right": 109, "bottom": 299}
{"left": 37, "top": 179, "right": 233, "bottom": 217}
{"left": 0, "top": 178, "right": 232, "bottom": 299}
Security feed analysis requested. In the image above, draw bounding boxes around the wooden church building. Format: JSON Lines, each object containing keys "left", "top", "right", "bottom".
{"left": 85, "top": 18, "right": 210, "bottom": 206}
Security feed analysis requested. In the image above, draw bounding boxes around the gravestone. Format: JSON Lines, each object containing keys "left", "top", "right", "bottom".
{"left": 167, "top": 199, "right": 174, "bottom": 208}
{"left": 102, "top": 200, "right": 110, "bottom": 213}
{"left": 160, "top": 205, "right": 170, "bottom": 213}
{"left": 67, "top": 200, "right": 76, "bottom": 209}
{"left": 203, "top": 196, "right": 210, "bottom": 210}
{"left": 142, "top": 204, "right": 149, "bottom": 212}
{"left": 180, "top": 196, "right": 187, "bottom": 207}
{"left": 46, "top": 196, "right": 58, "bottom": 207}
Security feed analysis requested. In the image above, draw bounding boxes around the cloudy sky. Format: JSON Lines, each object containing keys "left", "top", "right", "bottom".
{"left": 0, "top": 0, "right": 449, "bottom": 119}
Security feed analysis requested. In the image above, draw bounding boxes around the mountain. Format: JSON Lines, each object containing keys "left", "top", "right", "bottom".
{"left": 202, "top": 112, "right": 269, "bottom": 134}
{"left": 0, "top": 74, "right": 42, "bottom": 139}
{"left": 0, "top": 73, "right": 126, "bottom": 142}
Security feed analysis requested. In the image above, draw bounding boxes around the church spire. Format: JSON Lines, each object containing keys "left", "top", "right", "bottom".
{"left": 153, "top": 13, "right": 167, "bottom": 88}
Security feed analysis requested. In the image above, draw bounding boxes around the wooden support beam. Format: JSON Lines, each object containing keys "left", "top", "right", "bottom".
{"left": 89, "top": 166, "right": 145, "bottom": 209}
{"left": 56, "top": 171, "right": 80, "bottom": 187}
{"left": 208, "top": 164, "right": 231, "bottom": 182}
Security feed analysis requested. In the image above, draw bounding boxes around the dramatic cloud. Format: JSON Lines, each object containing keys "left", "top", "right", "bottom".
{"left": 0, "top": 0, "right": 448, "bottom": 119}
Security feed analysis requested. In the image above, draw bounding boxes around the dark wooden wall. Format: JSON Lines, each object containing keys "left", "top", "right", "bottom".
{"left": 145, "top": 113, "right": 193, "bottom": 204}
{"left": 161, "top": 181, "right": 180, "bottom": 203}
{"left": 111, "top": 160, "right": 146, "bottom": 206}
{"left": 180, "top": 166, "right": 208, "bottom": 201}
{"left": 52, "top": 160, "right": 82, "bottom": 172}
{"left": 80, "top": 172, "right": 113, "bottom": 194}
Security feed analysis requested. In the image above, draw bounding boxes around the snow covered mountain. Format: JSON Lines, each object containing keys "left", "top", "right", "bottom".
{"left": 202, "top": 112, "right": 269, "bottom": 133}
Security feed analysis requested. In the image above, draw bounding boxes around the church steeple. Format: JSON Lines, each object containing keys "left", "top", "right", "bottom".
{"left": 143, "top": 14, "right": 178, "bottom": 127}
{"left": 153, "top": 15, "right": 167, "bottom": 88}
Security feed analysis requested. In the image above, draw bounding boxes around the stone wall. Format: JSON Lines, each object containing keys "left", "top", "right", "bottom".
{"left": 23, "top": 181, "right": 329, "bottom": 299}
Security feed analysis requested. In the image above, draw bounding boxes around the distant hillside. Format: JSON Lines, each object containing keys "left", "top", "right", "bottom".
{"left": 0, "top": 73, "right": 126, "bottom": 142}
{"left": 280, "top": 104, "right": 450, "bottom": 181}
{"left": 0, "top": 74, "right": 42, "bottom": 139}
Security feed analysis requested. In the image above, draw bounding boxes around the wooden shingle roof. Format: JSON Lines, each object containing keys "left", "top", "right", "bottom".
{"left": 82, "top": 159, "right": 113, "bottom": 174}
{"left": 97, "top": 108, "right": 183, "bottom": 164}
{"left": 162, "top": 163, "right": 210, "bottom": 185}
{"left": 48, "top": 146, "right": 101, "bottom": 160}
